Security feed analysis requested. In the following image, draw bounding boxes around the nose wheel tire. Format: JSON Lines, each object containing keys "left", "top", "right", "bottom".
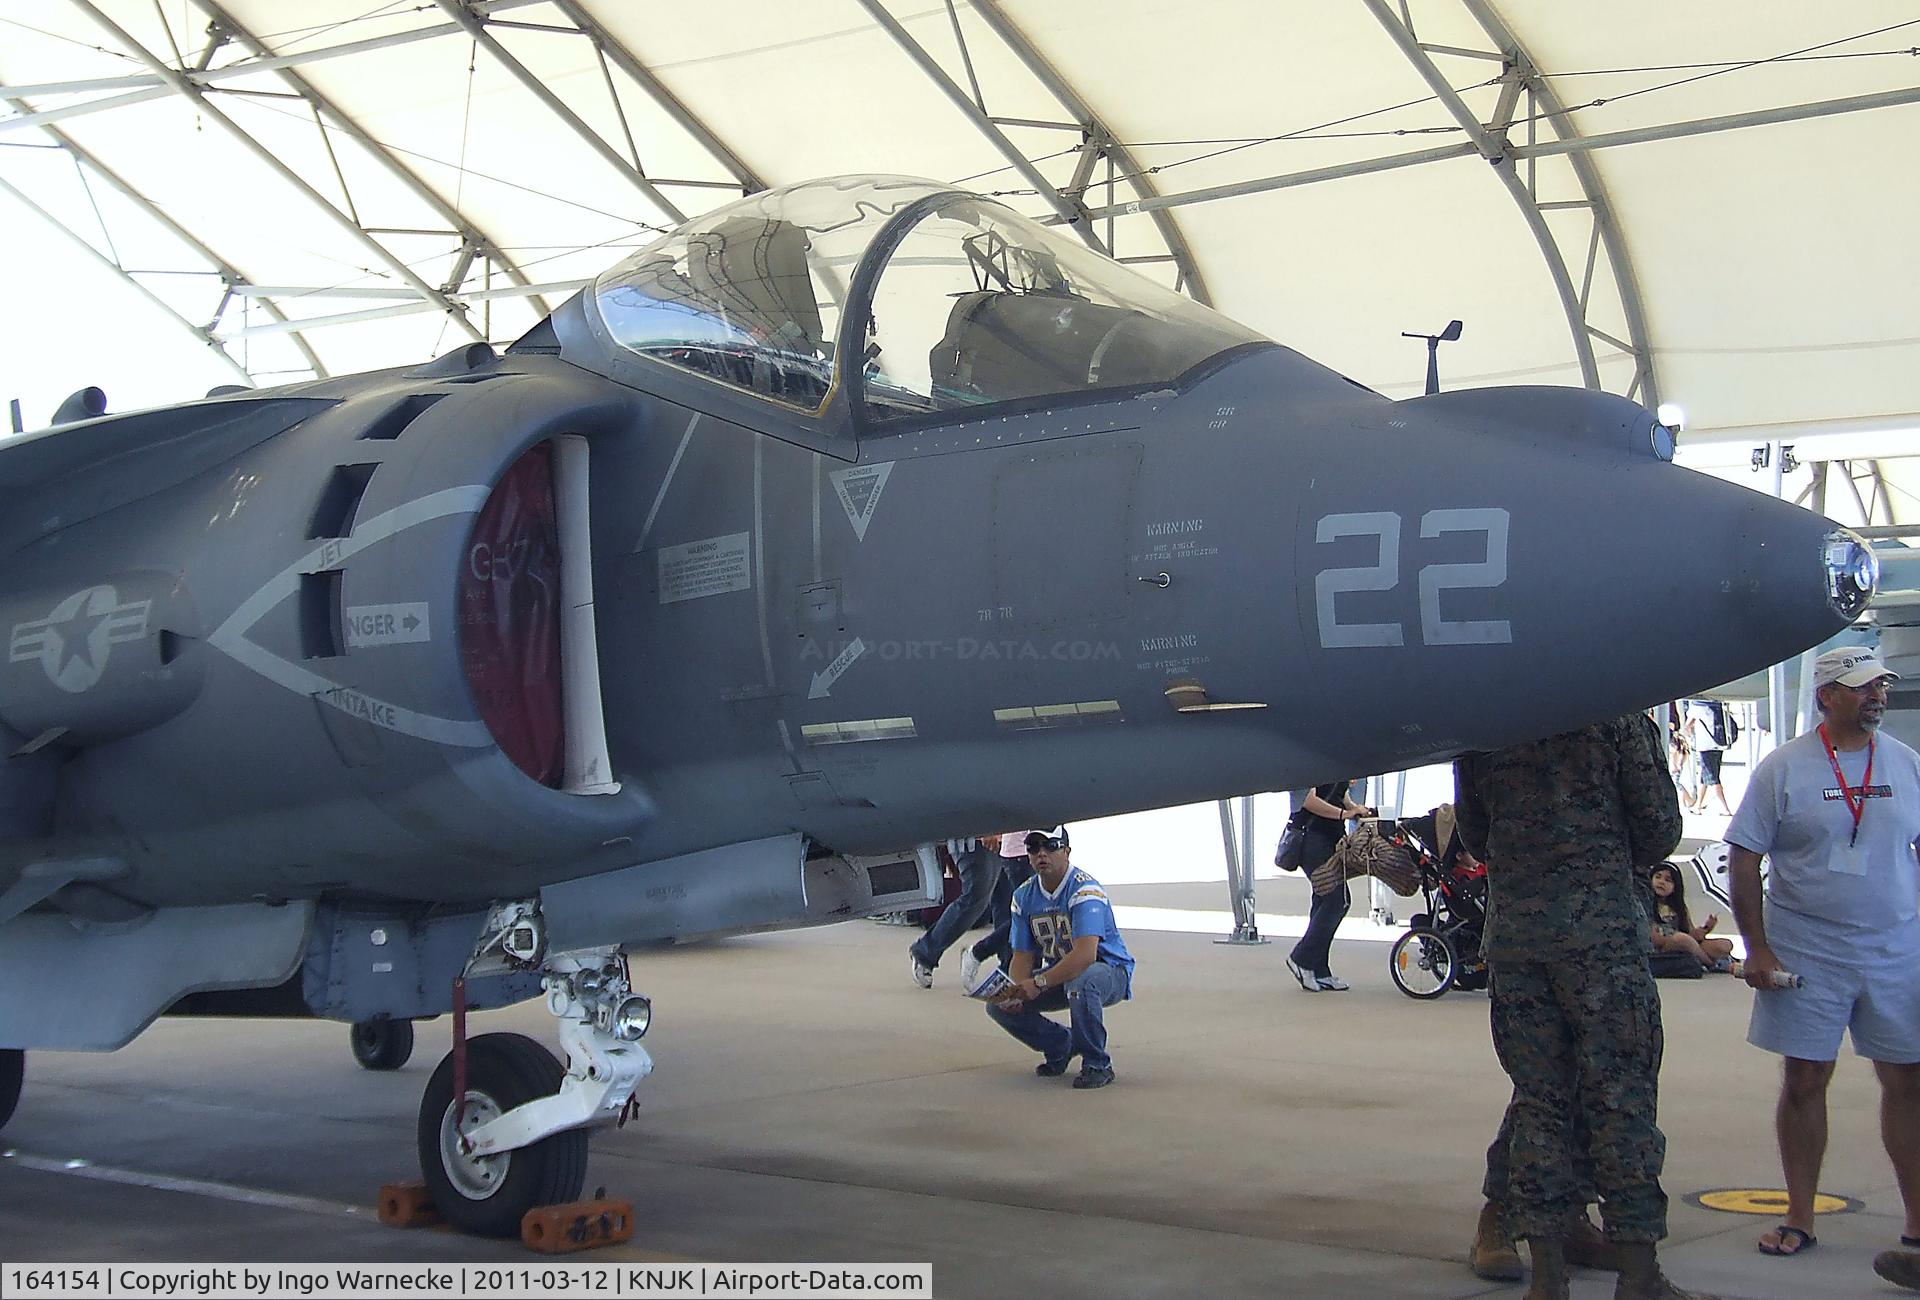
{"left": 417, "top": 1032, "right": 589, "bottom": 1238}
{"left": 1390, "top": 928, "right": 1459, "bottom": 1000}
{"left": 0, "top": 1048, "right": 22, "bottom": 1134}
{"left": 351, "top": 1018, "right": 415, "bottom": 1071}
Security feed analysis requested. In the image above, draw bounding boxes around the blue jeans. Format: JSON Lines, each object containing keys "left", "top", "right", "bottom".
{"left": 970, "top": 857, "right": 1035, "bottom": 968}
{"left": 911, "top": 845, "right": 1002, "bottom": 969}
{"left": 986, "top": 960, "right": 1128, "bottom": 1070}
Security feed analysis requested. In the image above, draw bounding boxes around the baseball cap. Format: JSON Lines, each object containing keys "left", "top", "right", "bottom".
{"left": 1813, "top": 648, "right": 1899, "bottom": 690}
{"left": 1025, "top": 826, "right": 1070, "bottom": 852}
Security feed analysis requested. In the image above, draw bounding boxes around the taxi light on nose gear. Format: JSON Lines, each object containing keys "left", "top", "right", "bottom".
{"left": 612, "top": 995, "right": 652, "bottom": 1041}
{"left": 1824, "top": 528, "right": 1878, "bottom": 621}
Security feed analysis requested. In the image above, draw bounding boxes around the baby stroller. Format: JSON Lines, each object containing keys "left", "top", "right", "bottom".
{"left": 1385, "top": 819, "right": 1491, "bottom": 999}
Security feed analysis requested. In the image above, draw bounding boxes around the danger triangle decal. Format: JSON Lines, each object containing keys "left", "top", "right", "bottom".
{"left": 830, "top": 462, "right": 894, "bottom": 542}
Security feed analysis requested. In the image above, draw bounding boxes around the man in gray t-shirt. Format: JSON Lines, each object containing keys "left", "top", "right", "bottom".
{"left": 1726, "top": 648, "right": 1920, "bottom": 1268}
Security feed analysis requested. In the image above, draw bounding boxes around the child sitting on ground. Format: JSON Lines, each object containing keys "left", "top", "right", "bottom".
{"left": 1649, "top": 862, "right": 1739, "bottom": 974}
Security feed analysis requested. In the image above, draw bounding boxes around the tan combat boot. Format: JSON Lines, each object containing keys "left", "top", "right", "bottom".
{"left": 1470, "top": 1199, "right": 1523, "bottom": 1281}
{"left": 1611, "top": 1243, "right": 1722, "bottom": 1300}
{"left": 1875, "top": 1249, "right": 1920, "bottom": 1291}
{"left": 1524, "top": 1237, "right": 1569, "bottom": 1300}
{"left": 1565, "top": 1207, "right": 1620, "bottom": 1271}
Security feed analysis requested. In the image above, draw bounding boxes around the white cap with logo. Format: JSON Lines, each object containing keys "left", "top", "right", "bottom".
{"left": 1812, "top": 648, "right": 1900, "bottom": 690}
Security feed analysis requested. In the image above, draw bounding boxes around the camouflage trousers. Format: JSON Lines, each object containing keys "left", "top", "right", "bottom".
{"left": 1486, "top": 957, "right": 1668, "bottom": 1243}
{"left": 1483, "top": 1090, "right": 1596, "bottom": 1212}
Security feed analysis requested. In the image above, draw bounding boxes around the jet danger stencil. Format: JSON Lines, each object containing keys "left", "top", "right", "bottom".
{"left": 9, "top": 585, "right": 152, "bottom": 693}
{"left": 830, "top": 462, "right": 894, "bottom": 542}
{"left": 205, "top": 486, "right": 494, "bottom": 748}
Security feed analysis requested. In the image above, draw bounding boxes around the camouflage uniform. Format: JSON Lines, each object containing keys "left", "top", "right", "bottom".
{"left": 1455, "top": 714, "right": 1682, "bottom": 1244}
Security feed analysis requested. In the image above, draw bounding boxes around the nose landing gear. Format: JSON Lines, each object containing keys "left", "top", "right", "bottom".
{"left": 415, "top": 903, "right": 653, "bottom": 1237}
{"left": 418, "top": 1032, "right": 589, "bottom": 1237}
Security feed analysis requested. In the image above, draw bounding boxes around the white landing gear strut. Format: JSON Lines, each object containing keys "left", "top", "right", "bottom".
{"left": 417, "top": 902, "right": 654, "bottom": 1237}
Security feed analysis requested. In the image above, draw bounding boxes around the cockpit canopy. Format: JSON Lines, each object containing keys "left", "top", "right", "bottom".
{"left": 591, "top": 175, "right": 1265, "bottom": 435}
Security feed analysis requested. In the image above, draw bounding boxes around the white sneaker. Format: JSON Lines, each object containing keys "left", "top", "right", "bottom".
{"left": 909, "top": 952, "right": 933, "bottom": 989}
{"left": 958, "top": 947, "right": 982, "bottom": 991}
{"left": 1285, "top": 957, "right": 1319, "bottom": 992}
{"left": 1316, "top": 975, "right": 1350, "bottom": 991}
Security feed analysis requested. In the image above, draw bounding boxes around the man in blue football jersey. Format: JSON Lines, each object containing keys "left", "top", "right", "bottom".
{"left": 986, "top": 827, "right": 1136, "bottom": 1090}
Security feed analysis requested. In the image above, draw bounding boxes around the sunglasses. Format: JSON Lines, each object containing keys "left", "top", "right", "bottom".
{"left": 1027, "top": 837, "right": 1067, "bottom": 853}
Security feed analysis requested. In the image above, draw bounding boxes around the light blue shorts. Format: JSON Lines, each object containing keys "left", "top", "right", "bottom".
{"left": 1748, "top": 910, "right": 1920, "bottom": 1063}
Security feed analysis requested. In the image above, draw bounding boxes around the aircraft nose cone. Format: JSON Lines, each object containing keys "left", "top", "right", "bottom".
{"left": 1280, "top": 382, "right": 1867, "bottom": 761}
{"left": 1663, "top": 478, "right": 1863, "bottom": 694}
{"left": 1825, "top": 526, "right": 1878, "bottom": 621}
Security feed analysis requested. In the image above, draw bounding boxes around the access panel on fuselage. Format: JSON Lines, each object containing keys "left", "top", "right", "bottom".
{"left": 989, "top": 443, "right": 1143, "bottom": 636}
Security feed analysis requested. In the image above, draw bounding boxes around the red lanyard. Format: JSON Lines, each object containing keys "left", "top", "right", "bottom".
{"left": 1819, "top": 724, "right": 1875, "bottom": 848}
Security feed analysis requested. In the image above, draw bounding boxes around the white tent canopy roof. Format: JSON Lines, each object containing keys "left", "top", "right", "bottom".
{"left": 3, "top": 1, "right": 1918, "bottom": 517}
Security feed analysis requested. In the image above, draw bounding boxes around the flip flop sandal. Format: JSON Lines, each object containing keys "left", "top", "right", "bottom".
{"left": 1757, "top": 1225, "right": 1817, "bottom": 1257}
{"left": 1902, "top": 1234, "right": 1920, "bottom": 1248}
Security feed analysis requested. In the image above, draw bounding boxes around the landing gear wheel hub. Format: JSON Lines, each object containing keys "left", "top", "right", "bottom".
{"left": 440, "top": 1093, "right": 508, "bottom": 1199}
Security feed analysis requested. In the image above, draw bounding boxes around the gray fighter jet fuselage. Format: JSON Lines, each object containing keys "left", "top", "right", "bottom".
{"left": 0, "top": 175, "right": 1875, "bottom": 1235}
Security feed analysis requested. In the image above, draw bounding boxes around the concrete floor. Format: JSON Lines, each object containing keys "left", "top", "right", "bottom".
{"left": 2, "top": 891, "right": 1914, "bottom": 1298}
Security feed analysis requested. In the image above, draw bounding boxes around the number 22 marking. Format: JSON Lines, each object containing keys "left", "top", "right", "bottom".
{"left": 1314, "top": 508, "right": 1512, "bottom": 648}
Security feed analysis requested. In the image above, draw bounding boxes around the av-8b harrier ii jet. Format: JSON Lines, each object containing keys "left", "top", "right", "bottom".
{"left": 0, "top": 174, "right": 1875, "bottom": 1233}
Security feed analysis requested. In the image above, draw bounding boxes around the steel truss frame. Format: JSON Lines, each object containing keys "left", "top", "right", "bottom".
{"left": 1363, "top": 0, "right": 1641, "bottom": 401}
{"left": 1066, "top": 69, "right": 1920, "bottom": 392}
{"left": 1836, "top": 459, "right": 1893, "bottom": 530}
{"left": 1, "top": 95, "right": 324, "bottom": 385}
{"left": 1785, "top": 459, "right": 1891, "bottom": 534}
{"left": 0, "top": 1, "right": 549, "bottom": 129}
{"left": 7, "top": 3, "right": 545, "bottom": 368}
{"left": 64, "top": 0, "right": 487, "bottom": 350}
{"left": 20, "top": 0, "right": 772, "bottom": 374}
{"left": 430, "top": 0, "right": 765, "bottom": 226}
{"left": 857, "top": 0, "right": 1211, "bottom": 304}
{"left": 0, "top": 169, "right": 256, "bottom": 390}
{"left": 13, "top": 4, "right": 1920, "bottom": 395}
{"left": 196, "top": 0, "right": 551, "bottom": 323}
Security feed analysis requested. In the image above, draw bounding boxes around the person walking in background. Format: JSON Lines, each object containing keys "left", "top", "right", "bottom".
{"left": 1667, "top": 712, "right": 1700, "bottom": 813}
{"left": 909, "top": 835, "right": 1004, "bottom": 989}
{"left": 1684, "top": 699, "right": 1733, "bottom": 817}
{"left": 1284, "top": 781, "right": 1373, "bottom": 992}
{"left": 958, "top": 830, "right": 1041, "bottom": 989}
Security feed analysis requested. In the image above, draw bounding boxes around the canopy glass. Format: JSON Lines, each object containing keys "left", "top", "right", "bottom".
{"left": 591, "top": 175, "right": 1264, "bottom": 430}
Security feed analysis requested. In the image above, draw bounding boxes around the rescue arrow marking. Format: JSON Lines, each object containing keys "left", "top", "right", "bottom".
{"left": 808, "top": 637, "right": 867, "bottom": 699}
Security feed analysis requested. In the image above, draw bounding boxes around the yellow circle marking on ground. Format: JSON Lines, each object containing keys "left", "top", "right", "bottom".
{"left": 1697, "top": 1189, "right": 1851, "bottom": 1216}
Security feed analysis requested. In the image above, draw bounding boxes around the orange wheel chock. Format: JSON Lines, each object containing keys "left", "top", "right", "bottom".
{"left": 521, "top": 1198, "right": 635, "bottom": 1253}
{"left": 378, "top": 1181, "right": 442, "bottom": 1228}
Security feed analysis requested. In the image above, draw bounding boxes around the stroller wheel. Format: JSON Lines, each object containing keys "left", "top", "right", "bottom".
{"left": 1390, "top": 927, "right": 1458, "bottom": 1000}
